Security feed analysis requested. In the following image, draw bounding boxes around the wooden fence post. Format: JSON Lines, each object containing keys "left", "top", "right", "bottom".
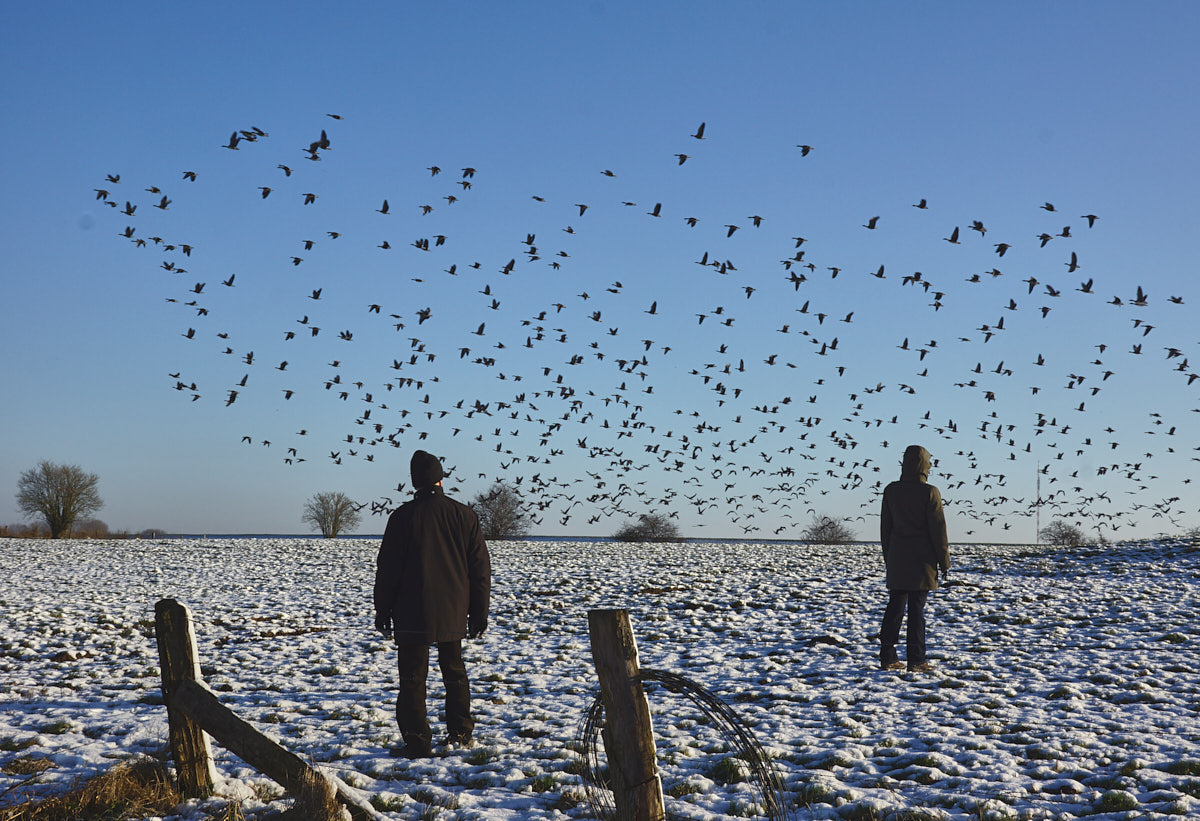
{"left": 154, "top": 598, "right": 377, "bottom": 821}
{"left": 154, "top": 597, "right": 216, "bottom": 798}
{"left": 588, "top": 609, "right": 665, "bottom": 821}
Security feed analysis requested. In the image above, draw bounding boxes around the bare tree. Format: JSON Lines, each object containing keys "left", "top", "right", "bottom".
{"left": 800, "top": 514, "right": 857, "bottom": 544}
{"left": 16, "top": 461, "right": 103, "bottom": 539}
{"left": 471, "top": 482, "right": 532, "bottom": 540}
{"left": 302, "top": 491, "right": 362, "bottom": 538}
{"left": 613, "top": 512, "right": 682, "bottom": 543}
{"left": 1039, "top": 519, "right": 1086, "bottom": 547}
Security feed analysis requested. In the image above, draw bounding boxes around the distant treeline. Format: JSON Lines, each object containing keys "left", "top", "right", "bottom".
{"left": 0, "top": 520, "right": 166, "bottom": 539}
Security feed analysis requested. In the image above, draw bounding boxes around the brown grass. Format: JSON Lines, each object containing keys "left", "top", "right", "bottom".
{"left": 210, "top": 799, "right": 247, "bottom": 821}
{"left": 1, "top": 757, "right": 54, "bottom": 777}
{"left": 279, "top": 767, "right": 343, "bottom": 821}
{"left": 0, "top": 756, "right": 181, "bottom": 821}
{"left": 204, "top": 768, "right": 344, "bottom": 821}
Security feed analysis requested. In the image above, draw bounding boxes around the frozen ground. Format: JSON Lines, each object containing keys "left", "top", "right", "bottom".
{"left": 2, "top": 537, "right": 1199, "bottom": 820}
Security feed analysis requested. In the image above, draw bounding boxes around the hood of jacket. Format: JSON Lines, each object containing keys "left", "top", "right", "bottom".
{"left": 900, "top": 445, "right": 931, "bottom": 482}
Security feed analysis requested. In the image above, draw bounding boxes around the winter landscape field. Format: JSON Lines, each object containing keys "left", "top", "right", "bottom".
{"left": 2, "top": 536, "right": 1199, "bottom": 821}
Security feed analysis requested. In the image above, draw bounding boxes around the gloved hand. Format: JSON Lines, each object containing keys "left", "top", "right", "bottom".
{"left": 468, "top": 618, "right": 487, "bottom": 640}
{"left": 375, "top": 613, "right": 392, "bottom": 638}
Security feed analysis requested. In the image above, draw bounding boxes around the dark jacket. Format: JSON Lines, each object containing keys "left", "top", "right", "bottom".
{"left": 374, "top": 486, "right": 491, "bottom": 644}
{"left": 881, "top": 445, "right": 950, "bottom": 591}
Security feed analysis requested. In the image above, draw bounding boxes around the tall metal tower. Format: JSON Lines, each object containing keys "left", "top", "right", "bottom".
{"left": 1035, "top": 461, "right": 1041, "bottom": 544}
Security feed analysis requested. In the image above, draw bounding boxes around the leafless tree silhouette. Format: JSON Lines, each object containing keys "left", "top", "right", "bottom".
{"left": 613, "top": 512, "right": 682, "bottom": 543}
{"left": 800, "top": 514, "right": 857, "bottom": 544}
{"left": 471, "top": 482, "right": 532, "bottom": 540}
{"left": 301, "top": 491, "right": 361, "bottom": 538}
{"left": 1039, "top": 519, "right": 1086, "bottom": 546}
{"left": 16, "top": 461, "right": 104, "bottom": 539}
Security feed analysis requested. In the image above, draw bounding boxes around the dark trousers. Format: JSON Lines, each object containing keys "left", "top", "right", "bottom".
{"left": 395, "top": 641, "right": 473, "bottom": 751}
{"left": 880, "top": 590, "right": 928, "bottom": 666}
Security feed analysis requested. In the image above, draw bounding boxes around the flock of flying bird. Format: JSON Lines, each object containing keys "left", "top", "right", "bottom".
{"left": 93, "top": 116, "right": 1197, "bottom": 539}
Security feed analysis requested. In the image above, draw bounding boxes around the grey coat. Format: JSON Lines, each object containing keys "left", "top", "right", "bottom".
{"left": 880, "top": 445, "right": 950, "bottom": 591}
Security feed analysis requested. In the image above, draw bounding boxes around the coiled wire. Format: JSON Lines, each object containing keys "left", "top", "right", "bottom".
{"left": 576, "top": 668, "right": 793, "bottom": 820}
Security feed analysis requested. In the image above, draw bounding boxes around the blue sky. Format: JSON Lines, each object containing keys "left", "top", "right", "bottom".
{"left": 2, "top": 2, "right": 1197, "bottom": 540}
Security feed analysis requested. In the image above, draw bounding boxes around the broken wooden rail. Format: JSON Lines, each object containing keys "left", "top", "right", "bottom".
{"left": 154, "top": 598, "right": 377, "bottom": 820}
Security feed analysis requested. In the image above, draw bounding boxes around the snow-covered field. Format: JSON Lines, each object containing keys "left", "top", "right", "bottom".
{"left": 2, "top": 537, "right": 1199, "bottom": 820}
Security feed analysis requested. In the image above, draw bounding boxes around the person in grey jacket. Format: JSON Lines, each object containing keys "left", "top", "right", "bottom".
{"left": 879, "top": 444, "right": 950, "bottom": 673}
{"left": 374, "top": 450, "right": 491, "bottom": 758}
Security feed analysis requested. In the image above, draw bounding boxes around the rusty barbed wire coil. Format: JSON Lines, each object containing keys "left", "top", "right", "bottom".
{"left": 576, "top": 668, "right": 794, "bottom": 820}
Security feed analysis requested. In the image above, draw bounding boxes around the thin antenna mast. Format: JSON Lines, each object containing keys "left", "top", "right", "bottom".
{"left": 1035, "top": 461, "right": 1041, "bottom": 544}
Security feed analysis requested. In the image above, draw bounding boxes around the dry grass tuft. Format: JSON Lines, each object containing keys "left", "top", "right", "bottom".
{"left": 1, "top": 756, "right": 54, "bottom": 777}
{"left": 0, "top": 756, "right": 180, "bottom": 821}
{"left": 209, "top": 799, "right": 247, "bottom": 821}
{"left": 278, "top": 767, "right": 345, "bottom": 821}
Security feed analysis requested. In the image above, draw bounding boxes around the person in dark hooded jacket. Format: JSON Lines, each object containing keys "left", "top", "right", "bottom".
{"left": 879, "top": 444, "right": 950, "bottom": 673}
{"left": 374, "top": 449, "right": 491, "bottom": 758}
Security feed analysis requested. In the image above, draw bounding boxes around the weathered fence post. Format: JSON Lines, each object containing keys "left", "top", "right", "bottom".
{"left": 154, "top": 597, "right": 217, "bottom": 797}
{"left": 588, "top": 609, "right": 665, "bottom": 821}
{"left": 154, "top": 598, "right": 377, "bottom": 820}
